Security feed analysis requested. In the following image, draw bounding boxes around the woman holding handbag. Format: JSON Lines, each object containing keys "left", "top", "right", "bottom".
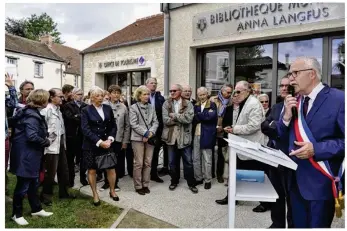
{"left": 81, "top": 87, "right": 119, "bottom": 205}
{"left": 129, "top": 86, "right": 159, "bottom": 195}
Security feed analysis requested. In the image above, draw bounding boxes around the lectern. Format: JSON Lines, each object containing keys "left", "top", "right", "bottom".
{"left": 225, "top": 134, "right": 297, "bottom": 228}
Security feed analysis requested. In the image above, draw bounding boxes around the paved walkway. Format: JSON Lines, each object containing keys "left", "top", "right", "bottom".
{"left": 74, "top": 173, "right": 345, "bottom": 228}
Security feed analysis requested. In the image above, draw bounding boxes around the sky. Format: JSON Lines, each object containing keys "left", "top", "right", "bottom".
{"left": 5, "top": 3, "right": 161, "bottom": 51}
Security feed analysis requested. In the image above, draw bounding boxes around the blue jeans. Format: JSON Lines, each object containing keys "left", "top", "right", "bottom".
{"left": 12, "top": 176, "right": 42, "bottom": 218}
{"left": 168, "top": 145, "right": 195, "bottom": 187}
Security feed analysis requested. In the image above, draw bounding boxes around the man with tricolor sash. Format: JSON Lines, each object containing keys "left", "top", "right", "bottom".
{"left": 277, "top": 57, "right": 345, "bottom": 228}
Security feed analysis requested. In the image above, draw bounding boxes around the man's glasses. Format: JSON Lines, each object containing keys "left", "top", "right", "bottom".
{"left": 287, "top": 69, "right": 313, "bottom": 78}
{"left": 260, "top": 101, "right": 268, "bottom": 103}
{"left": 233, "top": 89, "right": 245, "bottom": 95}
{"left": 169, "top": 90, "right": 177, "bottom": 93}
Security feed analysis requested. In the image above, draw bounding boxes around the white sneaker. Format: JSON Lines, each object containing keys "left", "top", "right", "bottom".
{"left": 12, "top": 215, "right": 29, "bottom": 226}
{"left": 31, "top": 209, "right": 53, "bottom": 217}
{"left": 115, "top": 186, "right": 121, "bottom": 192}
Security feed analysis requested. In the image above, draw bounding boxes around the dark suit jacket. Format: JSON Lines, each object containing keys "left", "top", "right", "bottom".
{"left": 149, "top": 91, "right": 165, "bottom": 136}
{"left": 62, "top": 101, "right": 88, "bottom": 138}
{"left": 81, "top": 104, "right": 117, "bottom": 153}
{"left": 277, "top": 85, "right": 345, "bottom": 200}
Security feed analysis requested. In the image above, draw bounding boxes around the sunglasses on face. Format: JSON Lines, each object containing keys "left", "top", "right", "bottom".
{"left": 169, "top": 90, "right": 177, "bottom": 93}
{"left": 260, "top": 101, "right": 269, "bottom": 103}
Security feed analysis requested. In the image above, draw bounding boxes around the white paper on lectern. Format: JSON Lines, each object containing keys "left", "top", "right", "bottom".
{"left": 224, "top": 134, "right": 297, "bottom": 170}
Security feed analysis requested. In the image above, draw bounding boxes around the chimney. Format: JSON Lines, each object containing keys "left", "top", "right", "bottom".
{"left": 40, "top": 35, "right": 53, "bottom": 47}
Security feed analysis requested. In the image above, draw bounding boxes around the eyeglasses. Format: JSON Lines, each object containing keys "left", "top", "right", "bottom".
{"left": 233, "top": 89, "right": 246, "bottom": 95}
{"left": 260, "top": 101, "right": 268, "bottom": 103}
{"left": 169, "top": 90, "right": 177, "bottom": 93}
{"left": 23, "top": 88, "right": 34, "bottom": 91}
{"left": 287, "top": 69, "right": 313, "bottom": 78}
{"left": 76, "top": 93, "right": 83, "bottom": 96}
{"left": 225, "top": 91, "right": 233, "bottom": 94}
{"left": 279, "top": 84, "right": 289, "bottom": 88}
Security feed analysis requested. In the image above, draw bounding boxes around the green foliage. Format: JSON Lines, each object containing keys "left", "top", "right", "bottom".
{"left": 5, "top": 13, "right": 64, "bottom": 44}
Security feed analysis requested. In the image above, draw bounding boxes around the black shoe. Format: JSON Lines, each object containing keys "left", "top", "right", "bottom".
{"left": 169, "top": 184, "right": 177, "bottom": 191}
{"left": 59, "top": 194, "right": 77, "bottom": 199}
{"left": 151, "top": 176, "right": 164, "bottom": 183}
{"left": 158, "top": 167, "right": 169, "bottom": 176}
{"left": 143, "top": 187, "right": 150, "bottom": 194}
{"left": 189, "top": 186, "right": 198, "bottom": 194}
{"left": 100, "top": 183, "right": 109, "bottom": 191}
{"left": 252, "top": 204, "right": 268, "bottom": 213}
{"left": 136, "top": 189, "right": 146, "bottom": 195}
{"left": 93, "top": 200, "right": 101, "bottom": 206}
{"left": 195, "top": 180, "right": 203, "bottom": 186}
{"left": 109, "top": 193, "right": 120, "bottom": 201}
{"left": 204, "top": 182, "right": 211, "bottom": 189}
{"left": 217, "top": 176, "right": 224, "bottom": 183}
{"left": 215, "top": 196, "right": 228, "bottom": 205}
{"left": 80, "top": 179, "right": 89, "bottom": 186}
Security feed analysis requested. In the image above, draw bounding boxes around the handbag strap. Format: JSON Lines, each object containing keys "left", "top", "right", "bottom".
{"left": 136, "top": 103, "right": 149, "bottom": 130}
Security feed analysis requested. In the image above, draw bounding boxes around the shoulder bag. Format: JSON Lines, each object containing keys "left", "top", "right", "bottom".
{"left": 136, "top": 104, "right": 158, "bottom": 146}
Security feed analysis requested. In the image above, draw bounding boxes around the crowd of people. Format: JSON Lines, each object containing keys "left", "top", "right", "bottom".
{"left": 5, "top": 56, "right": 344, "bottom": 228}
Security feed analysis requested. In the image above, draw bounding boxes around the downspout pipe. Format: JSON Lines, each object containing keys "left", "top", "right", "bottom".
{"left": 163, "top": 3, "right": 170, "bottom": 98}
{"left": 81, "top": 53, "right": 84, "bottom": 91}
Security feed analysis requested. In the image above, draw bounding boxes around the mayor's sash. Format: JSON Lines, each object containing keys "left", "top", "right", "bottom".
{"left": 293, "top": 96, "right": 345, "bottom": 218}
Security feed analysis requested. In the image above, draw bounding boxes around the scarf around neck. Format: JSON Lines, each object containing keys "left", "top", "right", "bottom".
{"left": 217, "top": 90, "right": 230, "bottom": 117}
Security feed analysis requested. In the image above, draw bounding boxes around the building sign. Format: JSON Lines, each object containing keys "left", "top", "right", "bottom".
{"left": 193, "top": 3, "right": 345, "bottom": 40}
{"left": 98, "top": 56, "right": 146, "bottom": 69}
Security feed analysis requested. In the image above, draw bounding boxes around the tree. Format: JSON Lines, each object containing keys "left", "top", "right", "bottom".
{"left": 236, "top": 45, "right": 265, "bottom": 59}
{"left": 5, "top": 13, "right": 64, "bottom": 44}
{"left": 5, "top": 18, "right": 26, "bottom": 37}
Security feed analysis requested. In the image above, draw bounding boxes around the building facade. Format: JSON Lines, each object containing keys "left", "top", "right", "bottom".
{"left": 162, "top": 3, "right": 345, "bottom": 104}
{"left": 81, "top": 14, "right": 164, "bottom": 102}
{"left": 5, "top": 33, "right": 82, "bottom": 91}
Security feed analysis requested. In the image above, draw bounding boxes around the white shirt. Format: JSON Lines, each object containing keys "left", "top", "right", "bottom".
{"left": 304, "top": 82, "right": 324, "bottom": 114}
{"left": 174, "top": 98, "right": 182, "bottom": 113}
{"left": 201, "top": 101, "right": 207, "bottom": 111}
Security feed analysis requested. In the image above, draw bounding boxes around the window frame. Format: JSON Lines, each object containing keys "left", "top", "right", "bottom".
{"left": 34, "top": 61, "right": 44, "bottom": 78}
{"left": 198, "top": 31, "right": 344, "bottom": 106}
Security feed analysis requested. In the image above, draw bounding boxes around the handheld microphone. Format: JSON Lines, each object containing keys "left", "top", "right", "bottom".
{"left": 287, "top": 85, "right": 297, "bottom": 120}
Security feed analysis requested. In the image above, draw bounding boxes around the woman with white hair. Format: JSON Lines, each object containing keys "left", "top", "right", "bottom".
{"left": 81, "top": 86, "right": 118, "bottom": 205}
{"left": 61, "top": 87, "right": 88, "bottom": 186}
{"left": 129, "top": 86, "right": 159, "bottom": 195}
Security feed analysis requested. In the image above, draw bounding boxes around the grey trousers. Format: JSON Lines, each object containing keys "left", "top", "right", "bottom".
{"left": 132, "top": 141, "right": 154, "bottom": 190}
{"left": 193, "top": 136, "right": 212, "bottom": 183}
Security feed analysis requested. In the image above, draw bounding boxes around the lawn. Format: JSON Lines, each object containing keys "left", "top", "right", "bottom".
{"left": 5, "top": 173, "right": 123, "bottom": 228}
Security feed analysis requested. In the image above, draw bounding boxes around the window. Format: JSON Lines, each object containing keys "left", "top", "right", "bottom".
{"left": 34, "top": 62, "right": 43, "bottom": 77}
{"left": 204, "top": 51, "right": 229, "bottom": 96}
{"left": 74, "top": 76, "right": 78, "bottom": 87}
{"left": 278, "top": 38, "right": 323, "bottom": 95}
{"left": 235, "top": 44, "right": 273, "bottom": 102}
{"left": 331, "top": 38, "right": 345, "bottom": 91}
{"left": 7, "top": 57, "right": 17, "bottom": 65}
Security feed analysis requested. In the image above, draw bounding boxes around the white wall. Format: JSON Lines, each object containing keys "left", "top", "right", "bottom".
{"left": 5, "top": 51, "right": 63, "bottom": 91}
{"left": 64, "top": 73, "right": 82, "bottom": 88}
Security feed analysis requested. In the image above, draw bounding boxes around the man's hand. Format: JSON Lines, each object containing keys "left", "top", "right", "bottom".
{"left": 223, "top": 126, "right": 233, "bottom": 134}
{"left": 217, "top": 126, "right": 223, "bottom": 133}
{"left": 283, "top": 95, "right": 297, "bottom": 122}
{"left": 169, "top": 113, "right": 175, "bottom": 119}
{"left": 143, "top": 137, "right": 149, "bottom": 143}
{"left": 100, "top": 140, "right": 111, "bottom": 149}
{"left": 121, "top": 143, "right": 127, "bottom": 150}
{"left": 5, "top": 73, "right": 14, "bottom": 87}
{"left": 289, "top": 141, "right": 314, "bottom": 159}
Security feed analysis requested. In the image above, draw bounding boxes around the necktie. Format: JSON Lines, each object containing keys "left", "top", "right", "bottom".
{"left": 303, "top": 96, "right": 310, "bottom": 118}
